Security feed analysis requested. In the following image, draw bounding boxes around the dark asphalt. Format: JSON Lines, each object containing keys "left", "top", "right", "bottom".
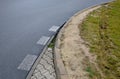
{"left": 0, "top": 0, "right": 111, "bottom": 79}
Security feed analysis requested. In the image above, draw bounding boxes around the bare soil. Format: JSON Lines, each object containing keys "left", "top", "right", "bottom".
{"left": 59, "top": 6, "right": 101, "bottom": 79}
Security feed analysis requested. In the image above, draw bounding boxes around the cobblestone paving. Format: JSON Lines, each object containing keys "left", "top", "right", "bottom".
{"left": 31, "top": 48, "right": 56, "bottom": 79}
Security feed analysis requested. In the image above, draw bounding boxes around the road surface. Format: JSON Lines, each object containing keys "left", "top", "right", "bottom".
{"left": 0, "top": 0, "right": 111, "bottom": 79}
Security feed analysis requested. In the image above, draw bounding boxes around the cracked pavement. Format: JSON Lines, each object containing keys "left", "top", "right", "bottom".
{"left": 31, "top": 48, "right": 56, "bottom": 79}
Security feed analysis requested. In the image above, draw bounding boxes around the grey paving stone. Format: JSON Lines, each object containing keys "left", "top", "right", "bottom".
{"left": 50, "top": 76, "right": 56, "bottom": 79}
{"left": 30, "top": 48, "right": 56, "bottom": 79}
{"left": 33, "top": 69, "right": 39, "bottom": 74}
{"left": 43, "top": 55, "right": 53, "bottom": 65}
{"left": 43, "top": 54, "right": 52, "bottom": 60}
{"left": 40, "top": 77, "right": 46, "bottom": 79}
{"left": 40, "top": 59, "right": 52, "bottom": 70}
{"left": 36, "top": 64, "right": 47, "bottom": 74}
{"left": 37, "top": 76, "right": 45, "bottom": 79}
{"left": 44, "top": 51, "right": 50, "bottom": 55}
{"left": 51, "top": 72, "right": 56, "bottom": 78}
{"left": 49, "top": 66, "right": 55, "bottom": 74}
{"left": 34, "top": 72, "right": 42, "bottom": 78}
{"left": 44, "top": 72, "right": 56, "bottom": 79}
{"left": 31, "top": 76, "right": 37, "bottom": 79}
{"left": 45, "top": 52, "right": 53, "bottom": 59}
{"left": 43, "top": 72, "right": 52, "bottom": 79}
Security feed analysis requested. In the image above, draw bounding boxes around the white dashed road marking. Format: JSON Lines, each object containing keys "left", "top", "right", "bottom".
{"left": 17, "top": 54, "right": 37, "bottom": 71}
{"left": 37, "top": 36, "right": 50, "bottom": 45}
{"left": 49, "top": 26, "right": 59, "bottom": 32}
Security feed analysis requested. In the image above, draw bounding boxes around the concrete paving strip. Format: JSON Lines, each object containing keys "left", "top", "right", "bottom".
{"left": 31, "top": 48, "right": 56, "bottom": 79}
{"left": 17, "top": 54, "right": 37, "bottom": 71}
{"left": 37, "top": 36, "right": 50, "bottom": 45}
{"left": 49, "top": 26, "right": 60, "bottom": 32}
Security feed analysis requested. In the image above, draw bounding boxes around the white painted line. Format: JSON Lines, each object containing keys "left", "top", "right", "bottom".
{"left": 17, "top": 54, "right": 37, "bottom": 71}
{"left": 37, "top": 36, "right": 50, "bottom": 45}
{"left": 49, "top": 26, "right": 60, "bottom": 32}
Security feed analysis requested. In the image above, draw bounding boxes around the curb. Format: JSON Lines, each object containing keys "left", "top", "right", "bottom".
{"left": 53, "top": 1, "right": 114, "bottom": 79}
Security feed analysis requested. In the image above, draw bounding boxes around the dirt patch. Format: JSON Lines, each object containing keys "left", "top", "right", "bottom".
{"left": 59, "top": 6, "right": 101, "bottom": 79}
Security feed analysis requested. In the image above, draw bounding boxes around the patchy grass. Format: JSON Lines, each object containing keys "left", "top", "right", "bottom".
{"left": 86, "top": 66, "right": 95, "bottom": 78}
{"left": 84, "top": 61, "right": 101, "bottom": 79}
{"left": 80, "top": 0, "right": 120, "bottom": 79}
{"left": 48, "top": 37, "right": 56, "bottom": 48}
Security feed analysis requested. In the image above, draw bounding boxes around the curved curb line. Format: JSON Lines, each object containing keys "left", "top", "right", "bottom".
{"left": 54, "top": 1, "right": 114, "bottom": 79}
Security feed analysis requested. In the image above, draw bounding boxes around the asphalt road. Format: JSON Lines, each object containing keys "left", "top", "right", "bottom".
{"left": 0, "top": 0, "right": 111, "bottom": 79}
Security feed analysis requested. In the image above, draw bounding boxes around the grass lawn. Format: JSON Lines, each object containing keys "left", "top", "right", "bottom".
{"left": 80, "top": 0, "right": 120, "bottom": 79}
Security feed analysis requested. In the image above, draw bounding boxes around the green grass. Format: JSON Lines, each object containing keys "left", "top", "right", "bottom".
{"left": 80, "top": 0, "right": 120, "bottom": 79}
{"left": 86, "top": 66, "right": 95, "bottom": 78}
{"left": 48, "top": 37, "right": 56, "bottom": 48}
